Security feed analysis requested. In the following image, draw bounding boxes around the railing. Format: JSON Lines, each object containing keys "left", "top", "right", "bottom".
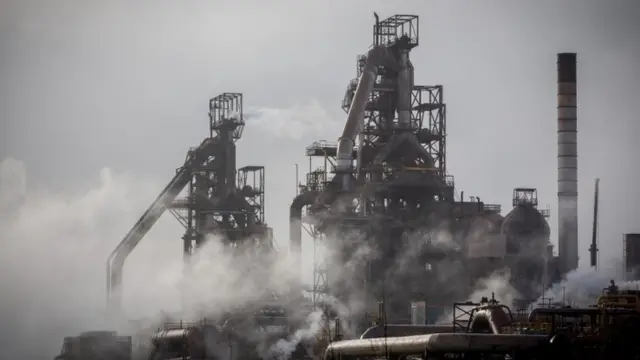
{"left": 539, "top": 206, "right": 551, "bottom": 218}
{"left": 483, "top": 204, "right": 502, "bottom": 213}
{"left": 306, "top": 140, "right": 338, "bottom": 156}
{"left": 501, "top": 322, "right": 551, "bottom": 334}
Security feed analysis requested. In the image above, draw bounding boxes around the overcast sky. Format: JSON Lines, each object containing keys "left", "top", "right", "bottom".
{"left": 1, "top": 0, "right": 639, "bottom": 357}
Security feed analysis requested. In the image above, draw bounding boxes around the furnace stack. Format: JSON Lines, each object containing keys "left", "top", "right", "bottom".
{"left": 557, "top": 53, "right": 579, "bottom": 274}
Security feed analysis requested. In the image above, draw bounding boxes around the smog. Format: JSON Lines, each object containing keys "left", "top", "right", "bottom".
{"left": 2, "top": 4, "right": 639, "bottom": 360}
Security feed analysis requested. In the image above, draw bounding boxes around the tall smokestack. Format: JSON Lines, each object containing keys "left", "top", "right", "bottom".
{"left": 557, "top": 53, "right": 579, "bottom": 274}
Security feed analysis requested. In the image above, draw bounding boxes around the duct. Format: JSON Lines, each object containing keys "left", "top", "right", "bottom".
{"left": 324, "top": 333, "right": 548, "bottom": 359}
{"left": 336, "top": 45, "right": 397, "bottom": 190}
{"left": 397, "top": 50, "right": 414, "bottom": 129}
{"left": 289, "top": 191, "right": 319, "bottom": 278}
{"left": 557, "top": 53, "right": 578, "bottom": 274}
{"left": 106, "top": 137, "right": 219, "bottom": 311}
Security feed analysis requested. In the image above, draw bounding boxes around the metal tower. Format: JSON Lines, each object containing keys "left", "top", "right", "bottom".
{"left": 169, "top": 93, "right": 272, "bottom": 258}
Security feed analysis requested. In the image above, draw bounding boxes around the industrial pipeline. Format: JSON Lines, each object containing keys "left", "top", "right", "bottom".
{"left": 324, "top": 333, "right": 549, "bottom": 360}
{"left": 149, "top": 328, "right": 206, "bottom": 360}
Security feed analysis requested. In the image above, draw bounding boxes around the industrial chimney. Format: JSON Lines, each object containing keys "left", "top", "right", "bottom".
{"left": 557, "top": 53, "right": 578, "bottom": 274}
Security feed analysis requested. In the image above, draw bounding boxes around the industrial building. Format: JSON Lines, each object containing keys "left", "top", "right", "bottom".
{"left": 107, "top": 92, "right": 276, "bottom": 313}
{"left": 55, "top": 11, "right": 595, "bottom": 360}
{"left": 290, "top": 14, "right": 560, "bottom": 333}
{"left": 104, "top": 93, "right": 305, "bottom": 360}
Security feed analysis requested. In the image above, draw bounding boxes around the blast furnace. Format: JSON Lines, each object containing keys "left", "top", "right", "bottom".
{"left": 289, "top": 14, "right": 553, "bottom": 332}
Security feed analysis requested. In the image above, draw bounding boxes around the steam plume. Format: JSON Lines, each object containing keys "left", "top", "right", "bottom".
{"left": 0, "top": 158, "right": 311, "bottom": 359}
{"left": 0, "top": 158, "right": 182, "bottom": 359}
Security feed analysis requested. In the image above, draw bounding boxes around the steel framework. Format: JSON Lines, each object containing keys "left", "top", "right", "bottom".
{"left": 169, "top": 93, "right": 271, "bottom": 258}
{"left": 288, "top": 12, "right": 554, "bottom": 338}
{"left": 302, "top": 142, "right": 336, "bottom": 347}
{"left": 303, "top": 14, "right": 464, "bottom": 330}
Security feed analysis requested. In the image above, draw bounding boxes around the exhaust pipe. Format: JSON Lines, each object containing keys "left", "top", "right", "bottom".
{"left": 289, "top": 191, "right": 318, "bottom": 280}
{"left": 557, "top": 53, "right": 579, "bottom": 274}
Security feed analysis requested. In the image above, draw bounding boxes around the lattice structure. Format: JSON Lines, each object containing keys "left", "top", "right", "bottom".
{"left": 303, "top": 144, "right": 336, "bottom": 308}
{"left": 452, "top": 301, "right": 480, "bottom": 333}
{"left": 300, "top": 143, "right": 337, "bottom": 352}
{"left": 513, "top": 188, "right": 539, "bottom": 207}
{"left": 290, "top": 13, "right": 553, "bottom": 334}
{"left": 305, "top": 14, "right": 458, "bottom": 331}
{"left": 209, "top": 92, "right": 245, "bottom": 140}
{"left": 168, "top": 93, "right": 271, "bottom": 257}
{"left": 373, "top": 14, "right": 419, "bottom": 48}
{"left": 238, "top": 166, "right": 265, "bottom": 224}
{"left": 413, "top": 86, "right": 446, "bottom": 175}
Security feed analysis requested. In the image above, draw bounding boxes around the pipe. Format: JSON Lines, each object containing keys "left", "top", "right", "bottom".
{"left": 324, "top": 333, "right": 548, "bottom": 360}
{"left": 336, "top": 45, "right": 396, "bottom": 190}
{"left": 397, "top": 52, "right": 414, "bottom": 129}
{"left": 289, "top": 191, "right": 319, "bottom": 278}
{"left": 106, "top": 137, "right": 217, "bottom": 312}
{"left": 374, "top": 13, "right": 379, "bottom": 46}
{"left": 557, "top": 53, "right": 578, "bottom": 274}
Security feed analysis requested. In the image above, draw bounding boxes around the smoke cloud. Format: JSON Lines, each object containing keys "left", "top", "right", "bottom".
{"left": 0, "top": 158, "right": 184, "bottom": 359}
{"left": 0, "top": 157, "right": 318, "bottom": 360}
{"left": 245, "top": 100, "right": 342, "bottom": 141}
{"left": 0, "top": 157, "right": 363, "bottom": 360}
{"left": 534, "top": 259, "right": 627, "bottom": 308}
{"left": 268, "top": 310, "right": 323, "bottom": 360}
{"left": 2, "top": 154, "right": 604, "bottom": 360}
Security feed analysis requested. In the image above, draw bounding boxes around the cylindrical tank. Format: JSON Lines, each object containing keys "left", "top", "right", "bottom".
{"left": 501, "top": 206, "right": 550, "bottom": 300}
{"left": 501, "top": 206, "right": 550, "bottom": 256}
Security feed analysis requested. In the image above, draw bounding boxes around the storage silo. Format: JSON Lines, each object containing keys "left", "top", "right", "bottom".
{"left": 501, "top": 188, "right": 550, "bottom": 301}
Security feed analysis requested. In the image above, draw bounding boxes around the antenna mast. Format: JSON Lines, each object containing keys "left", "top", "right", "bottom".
{"left": 589, "top": 178, "right": 600, "bottom": 269}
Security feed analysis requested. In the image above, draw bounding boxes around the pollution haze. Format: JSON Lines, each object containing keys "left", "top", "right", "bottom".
{"left": 1, "top": 0, "right": 640, "bottom": 358}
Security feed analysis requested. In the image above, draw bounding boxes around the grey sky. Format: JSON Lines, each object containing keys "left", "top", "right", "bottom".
{"left": 1, "top": 0, "right": 639, "bottom": 357}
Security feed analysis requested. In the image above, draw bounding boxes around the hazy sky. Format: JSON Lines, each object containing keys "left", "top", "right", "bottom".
{"left": 1, "top": 0, "right": 639, "bottom": 357}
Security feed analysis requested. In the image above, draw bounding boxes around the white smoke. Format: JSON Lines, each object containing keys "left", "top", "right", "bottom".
{"left": 435, "top": 270, "right": 520, "bottom": 324}
{"left": 466, "top": 270, "right": 520, "bottom": 309}
{"left": 268, "top": 310, "right": 323, "bottom": 360}
{"left": 0, "top": 157, "right": 375, "bottom": 360}
{"left": 0, "top": 158, "right": 183, "bottom": 359}
{"left": 244, "top": 100, "right": 342, "bottom": 141}
{"left": 533, "top": 260, "right": 627, "bottom": 308}
{"left": 0, "top": 158, "right": 315, "bottom": 360}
